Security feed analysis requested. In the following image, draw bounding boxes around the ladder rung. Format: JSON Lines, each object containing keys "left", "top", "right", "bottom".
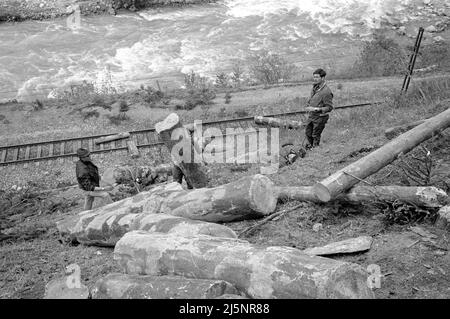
{"left": 49, "top": 143, "right": 54, "bottom": 157}
{"left": 36, "top": 145, "right": 42, "bottom": 158}
{"left": 24, "top": 146, "right": 31, "bottom": 160}
{"left": 1, "top": 149, "right": 7, "bottom": 163}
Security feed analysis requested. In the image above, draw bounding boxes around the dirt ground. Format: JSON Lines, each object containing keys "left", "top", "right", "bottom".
{"left": 0, "top": 79, "right": 449, "bottom": 299}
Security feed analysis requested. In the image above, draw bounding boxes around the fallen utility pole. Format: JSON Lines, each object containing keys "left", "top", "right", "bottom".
{"left": 276, "top": 185, "right": 447, "bottom": 208}
{"left": 94, "top": 132, "right": 130, "bottom": 144}
{"left": 254, "top": 116, "right": 304, "bottom": 130}
{"left": 312, "top": 107, "right": 450, "bottom": 202}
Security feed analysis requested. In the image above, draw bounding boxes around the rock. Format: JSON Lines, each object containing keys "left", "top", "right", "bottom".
{"left": 433, "top": 36, "right": 445, "bottom": 42}
{"left": 435, "top": 206, "right": 450, "bottom": 231}
{"left": 91, "top": 273, "right": 239, "bottom": 299}
{"left": 44, "top": 277, "right": 89, "bottom": 299}
{"left": 423, "top": 0, "right": 431, "bottom": 5}
{"left": 303, "top": 236, "right": 373, "bottom": 256}
{"left": 425, "top": 25, "right": 437, "bottom": 33}
{"left": 114, "top": 231, "right": 375, "bottom": 299}
{"left": 312, "top": 223, "right": 323, "bottom": 232}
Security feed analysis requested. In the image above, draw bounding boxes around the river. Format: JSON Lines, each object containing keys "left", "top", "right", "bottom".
{"left": 0, "top": 0, "right": 418, "bottom": 101}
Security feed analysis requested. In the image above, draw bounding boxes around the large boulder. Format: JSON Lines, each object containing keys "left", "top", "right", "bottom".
{"left": 91, "top": 273, "right": 240, "bottom": 299}
{"left": 114, "top": 231, "right": 375, "bottom": 299}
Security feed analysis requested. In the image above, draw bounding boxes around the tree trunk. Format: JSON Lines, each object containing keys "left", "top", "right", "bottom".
{"left": 91, "top": 273, "right": 240, "bottom": 299}
{"left": 56, "top": 183, "right": 237, "bottom": 246}
{"left": 313, "top": 108, "right": 450, "bottom": 202}
{"left": 114, "top": 231, "right": 374, "bottom": 299}
{"left": 155, "top": 113, "right": 209, "bottom": 188}
{"left": 153, "top": 174, "right": 278, "bottom": 222}
{"left": 127, "top": 140, "right": 140, "bottom": 158}
{"left": 254, "top": 116, "right": 304, "bottom": 130}
{"left": 384, "top": 120, "right": 426, "bottom": 140}
{"left": 94, "top": 132, "right": 130, "bottom": 144}
{"left": 276, "top": 185, "right": 448, "bottom": 208}
{"left": 57, "top": 174, "right": 277, "bottom": 245}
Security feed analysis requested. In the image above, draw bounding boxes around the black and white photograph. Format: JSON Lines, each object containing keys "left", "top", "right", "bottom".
{"left": 0, "top": 0, "right": 449, "bottom": 303}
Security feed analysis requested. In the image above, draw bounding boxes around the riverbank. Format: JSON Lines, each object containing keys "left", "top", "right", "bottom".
{"left": 0, "top": 0, "right": 217, "bottom": 22}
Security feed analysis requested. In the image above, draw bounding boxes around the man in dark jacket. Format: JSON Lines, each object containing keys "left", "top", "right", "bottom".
{"left": 75, "top": 148, "right": 113, "bottom": 210}
{"left": 304, "top": 68, "right": 334, "bottom": 148}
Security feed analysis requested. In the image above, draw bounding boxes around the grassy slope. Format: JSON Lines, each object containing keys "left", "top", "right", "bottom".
{"left": 0, "top": 74, "right": 449, "bottom": 299}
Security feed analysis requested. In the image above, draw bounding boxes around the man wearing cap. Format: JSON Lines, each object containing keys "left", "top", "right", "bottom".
{"left": 304, "top": 68, "right": 334, "bottom": 149}
{"left": 75, "top": 148, "right": 114, "bottom": 210}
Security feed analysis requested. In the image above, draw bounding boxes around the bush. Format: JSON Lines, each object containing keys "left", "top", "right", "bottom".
{"left": 231, "top": 62, "right": 245, "bottom": 88}
{"left": 215, "top": 72, "right": 229, "bottom": 88}
{"left": 416, "top": 41, "right": 450, "bottom": 71}
{"left": 82, "top": 110, "right": 100, "bottom": 120}
{"left": 248, "top": 50, "right": 295, "bottom": 85}
{"left": 224, "top": 92, "right": 232, "bottom": 104}
{"left": 32, "top": 99, "right": 44, "bottom": 111}
{"left": 107, "top": 113, "right": 129, "bottom": 125}
{"left": 351, "top": 33, "right": 408, "bottom": 77}
{"left": 183, "top": 71, "right": 216, "bottom": 110}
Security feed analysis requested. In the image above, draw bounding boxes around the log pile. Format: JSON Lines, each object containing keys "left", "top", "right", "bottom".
{"left": 53, "top": 108, "right": 449, "bottom": 299}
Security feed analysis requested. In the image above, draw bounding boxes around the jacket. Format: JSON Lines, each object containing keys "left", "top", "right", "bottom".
{"left": 307, "top": 82, "right": 334, "bottom": 118}
{"left": 76, "top": 160, "right": 100, "bottom": 191}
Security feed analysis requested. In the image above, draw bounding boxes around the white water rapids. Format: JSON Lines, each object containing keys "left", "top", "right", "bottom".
{"left": 0, "top": 0, "right": 417, "bottom": 101}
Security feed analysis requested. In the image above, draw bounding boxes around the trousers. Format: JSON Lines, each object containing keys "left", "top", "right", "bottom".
{"left": 83, "top": 190, "right": 113, "bottom": 211}
{"left": 305, "top": 115, "right": 329, "bottom": 147}
{"left": 172, "top": 165, "right": 193, "bottom": 189}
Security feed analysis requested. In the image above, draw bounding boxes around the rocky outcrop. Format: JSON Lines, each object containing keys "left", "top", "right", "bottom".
{"left": 114, "top": 231, "right": 375, "bottom": 299}
{"left": 91, "top": 273, "right": 240, "bottom": 299}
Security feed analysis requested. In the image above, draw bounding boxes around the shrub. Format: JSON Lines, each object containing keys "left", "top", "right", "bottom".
{"left": 416, "top": 41, "right": 450, "bottom": 71}
{"left": 248, "top": 50, "right": 295, "bottom": 85}
{"left": 351, "top": 33, "right": 408, "bottom": 77}
{"left": 224, "top": 92, "right": 232, "bottom": 104}
{"left": 215, "top": 72, "right": 229, "bottom": 88}
{"left": 231, "top": 62, "right": 245, "bottom": 88}
{"left": 32, "top": 99, "right": 44, "bottom": 111}
{"left": 82, "top": 110, "right": 100, "bottom": 120}
{"left": 183, "top": 71, "right": 216, "bottom": 110}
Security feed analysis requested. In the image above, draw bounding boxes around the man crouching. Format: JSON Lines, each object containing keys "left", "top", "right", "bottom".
{"left": 75, "top": 148, "right": 113, "bottom": 211}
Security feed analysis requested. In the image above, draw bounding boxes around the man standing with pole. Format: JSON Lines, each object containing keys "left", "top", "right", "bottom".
{"left": 304, "top": 68, "right": 334, "bottom": 149}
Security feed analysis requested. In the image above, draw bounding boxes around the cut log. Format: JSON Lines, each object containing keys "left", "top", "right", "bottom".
{"left": 151, "top": 174, "right": 277, "bottom": 222}
{"left": 155, "top": 113, "right": 209, "bottom": 188}
{"left": 91, "top": 273, "right": 239, "bottom": 299}
{"left": 384, "top": 120, "right": 426, "bottom": 140}
{"left": 276, "top": 185, "right": 448, "bottom": 208}
{"left": 313, "top": 108, "right": 450, "bottom": 202}
{"left": 254, "top": 116, "right": 304, "bottom": 130}
{"left": 57, "top": 175, "right": 277, "bottom": 245}
{"left": 57, "top": 184, "right": 237, "bottom": 246}
{"left": 94, "top": 132, "right": 130, "bottom": 144}
{"left": 114, "top": 231, "right": 374, "bottom": 299}
{"left": 303, "top": 236, "right": 373, "bottom": 256}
